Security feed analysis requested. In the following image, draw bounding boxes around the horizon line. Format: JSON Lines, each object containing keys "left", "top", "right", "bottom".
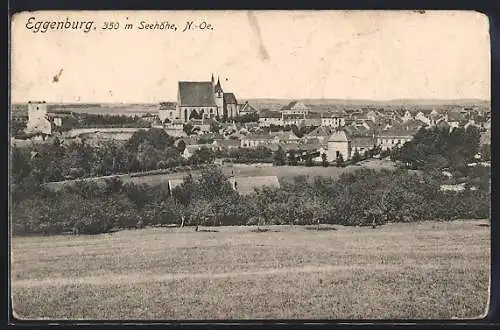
{"left": 10, "top": 97, "right": 491, "bottom": 105}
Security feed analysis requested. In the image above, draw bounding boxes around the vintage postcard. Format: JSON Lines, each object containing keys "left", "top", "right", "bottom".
{"left": 10, "top": 10, "right": 491, "bottom": 320}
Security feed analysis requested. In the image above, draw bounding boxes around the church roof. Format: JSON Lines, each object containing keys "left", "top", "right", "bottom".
{"left": 178, "top": 82, "right": 216, "bottom": 107}
{"left": 223, "top": 93, "right": 237, "bottom": 104}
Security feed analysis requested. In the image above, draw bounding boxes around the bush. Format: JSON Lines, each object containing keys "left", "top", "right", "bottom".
{"left": 11, "top": 166, "right": 490, "bottom": 236}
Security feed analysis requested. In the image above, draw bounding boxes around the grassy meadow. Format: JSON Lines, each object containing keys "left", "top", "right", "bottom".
{"left": 42, "top": 159, "right": 396, "bottom": 190}
{"left": 11, "top": 220, "right": 490, "bottom": 320}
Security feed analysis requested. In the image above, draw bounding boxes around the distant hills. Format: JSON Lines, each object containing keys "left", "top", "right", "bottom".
{"left": 11, "top": 98, "right": 490, "bottom": 115}
{"left": 242, "top": 98, "right": 490, "bottom": 106}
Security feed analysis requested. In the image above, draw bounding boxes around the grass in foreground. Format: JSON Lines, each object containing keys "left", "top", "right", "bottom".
{"left": 11, "top": 220, "right": 490, "bottom": 320}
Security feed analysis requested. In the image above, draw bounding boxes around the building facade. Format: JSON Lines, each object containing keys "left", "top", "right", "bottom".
{"left": 176, "top": 74, "right": 239, "bottom": 123}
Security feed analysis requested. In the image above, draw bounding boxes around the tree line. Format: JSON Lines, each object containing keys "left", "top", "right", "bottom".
{"left": 11, "top": 165, "right": 490, "bottom": 236}
{"left": 11, "top": 128, "right": 209, "bottom": 185}
{"left": 390, "top": 126, "right": 483, "bottom": 172}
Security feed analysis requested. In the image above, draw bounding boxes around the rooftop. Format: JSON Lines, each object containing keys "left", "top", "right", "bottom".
{"left": 178, "top": 81, "right": 216, "bottom": 107}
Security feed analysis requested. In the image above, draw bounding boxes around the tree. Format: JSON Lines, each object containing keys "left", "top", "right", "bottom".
{"left": 273, "top": 146, "right": 286, "bottom": 166}
{"left": 336, "top": 153, "right": 345, "bottom": 167}
{"left": 291, "top": 125, "right": 303, "bottom": 138}
{"left": 176, "top": 139, "right": 186, "bottom": 154}
{"left": 210, "top": 121, "right": 222, "bottom": 133}
{"left": 479, "top": 144, "right": 491, "bottom": 161}
{"left": 321, "top": 153, "right": 328, "bottom": 167}
{"left": 304, "top": 154, "right": 314, "bottom": 167}
{"left": 352, "top": 149, "right": 361, "bottom": 163}
{"left": 287, "top": 150, "right": 298, "bottom": 166}
{"left": 192, "top": 147, "right": 215, "bottom": 164}
{"left": 137, "top": 142, "right": 161, "bottom": 171}
{"left": 183, "top": 123, "right": 195, "bottom": 136}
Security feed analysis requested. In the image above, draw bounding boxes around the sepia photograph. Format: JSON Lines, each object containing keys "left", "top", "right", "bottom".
{"left": 9, "top": 10, "right": 491, "bottom": 320}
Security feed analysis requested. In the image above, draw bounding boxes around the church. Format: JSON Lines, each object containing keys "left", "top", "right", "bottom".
{"left": 176, "top": 74, "right": 239, "bottom": 122}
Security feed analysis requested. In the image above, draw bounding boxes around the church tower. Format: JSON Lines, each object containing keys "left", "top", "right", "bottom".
{"left": 214, "top": 76, "right": 224, "bottom": 117}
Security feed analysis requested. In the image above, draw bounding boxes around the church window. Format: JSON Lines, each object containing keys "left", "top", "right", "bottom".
{"left": 210, "top": 109, "right": 213, "bottom": 114}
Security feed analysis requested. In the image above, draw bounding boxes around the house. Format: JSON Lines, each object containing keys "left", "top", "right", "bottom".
{"left": 141, "top": 113, "right": 159, "bottom": 123}
{"left": 223, "top": 93, "right": 239, "bottom": 119}
{"left": 377, "top": 125, "right": 419, "bottom": 151}
{"left": 269, "top": 131, "right": 300, "bottom": 144}
{"left": 302, "top": 112, "right": 322, "bottom": 127}
{"left": 240, "top": 133, "right": 276, "bottom": 148}
{"left": 212, "top": 138, "right": 241, "bottom": 151}
{"left": 366, "top": 110, "right": 385, "bottom": 123}
{"left": 239, "top": 101, "right": 259, "bottom": 116}
{"left": 182, "top": 144, "right": 212, "bottom": 159}
{"left": 321, "top": 112, "right": 346, "bottom": 128}
{"left": 280, "top": 101, "right": 310, "bottom": 116}
{"left": 282, "top": 113, "right": 306, "bottom": 126}
{"left": 188, "top": 117, "right": 216, "bottom": 133}
{"left": 429, "top": 109, "right": 441, "bottom": 126}
{"left": 401, "top": 110, "right": 414, "bottom": 123}
{"left": 258, "top": 110, "right": 283, "bottom": 127}
{"left": 305, "top": 126, "right": 334, "bottom": 144}
{"left": 325, "top": 124, "right": 378, "bottom": 161}
{"left": 414, "top": 111, "right": 431, "bottom": 125}
{"left": 346, "top": 126, "right": 377, "bottom": 157}
{"left": 326, "top": 130, "right": 351, "bottom": 162}
{"left": 445, "top": 111, "right": 464, "bottom": 128}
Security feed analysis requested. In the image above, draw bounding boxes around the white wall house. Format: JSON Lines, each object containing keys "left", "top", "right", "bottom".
{"left": 326, "top": 130, "right": 351, "bottom": 161}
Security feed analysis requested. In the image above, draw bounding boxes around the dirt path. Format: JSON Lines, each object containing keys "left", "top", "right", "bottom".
{"left": 12, "top": 263, "right": 444, "bottom": 289}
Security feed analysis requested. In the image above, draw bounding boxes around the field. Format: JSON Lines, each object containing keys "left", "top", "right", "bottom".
{"left": 43, "top": 159, "right": 396, "bottom": 191}
{"left": 11, "top": 220, "right": 490, "bottom": 320}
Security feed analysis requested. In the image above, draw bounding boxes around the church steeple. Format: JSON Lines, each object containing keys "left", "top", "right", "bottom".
{"left": 211, "top": 73, "right": 214, "bottom": 84}
{"left": 214, "top": 76, "right": 223, "bottom": 96}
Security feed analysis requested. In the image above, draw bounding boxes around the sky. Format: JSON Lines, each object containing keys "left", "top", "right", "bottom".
{"left": 11, "top": 10, "right": 490, "bottom": 103}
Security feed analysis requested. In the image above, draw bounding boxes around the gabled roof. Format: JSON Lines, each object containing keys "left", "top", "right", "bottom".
{"left": 270, "top": 131, "right": 299, "bottom": 140}
{"left": 213, "top": 139, "right": 241, "bottom": 147}
{"left": 281, "top": 101, "right": 309, "bottom": 111}
{"left": 223, "top": 93, "right": 237, "bottom": 104}
{"left": 178, "top": 81, "right": 216, "bottom": 107}
{"left": 328, "top": 130, "right": 349, "bottom": 142}
{"left": 378, "top": 124, "right": 419, "bottom": 138}
{"left": 243, "top": 133, "right": 274, "bottom": 141}
{"left": 308, "top": 126, "right": 334, "bottom": 137}
{"left": 239, "top": 102, "right": 258, "bottom": 113}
